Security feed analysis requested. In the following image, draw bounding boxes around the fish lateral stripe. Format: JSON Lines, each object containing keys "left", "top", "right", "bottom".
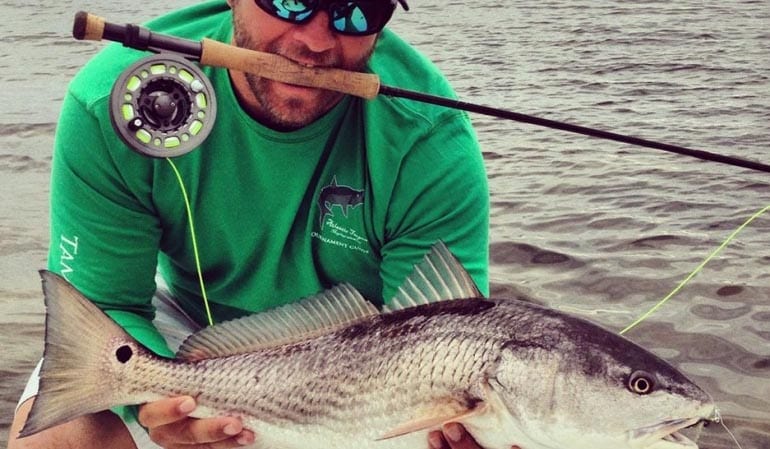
{"left": 338, "top": 298, "right": 497, "bottom": 341}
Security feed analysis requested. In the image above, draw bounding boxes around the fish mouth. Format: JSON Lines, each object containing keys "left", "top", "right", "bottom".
{"left": 631, "top": 417, "right": 706, "bottom": 449}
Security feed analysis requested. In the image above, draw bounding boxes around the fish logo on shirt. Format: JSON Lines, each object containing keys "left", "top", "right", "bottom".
{"left": 318, "top": 177, "right": 364, "bottom": 229}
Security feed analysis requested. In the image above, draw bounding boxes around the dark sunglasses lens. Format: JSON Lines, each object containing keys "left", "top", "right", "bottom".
{"left": 330, "top": 1, "right": 395, "bottom": 35}
{"left": 254, "top": 0, "right": 395, "bottom": 35}
{"left": 256, "top": 0, "right": 318, "bottom": 22}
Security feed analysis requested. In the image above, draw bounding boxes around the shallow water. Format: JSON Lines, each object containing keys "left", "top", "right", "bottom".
{"left": 1, "top": 1, "right": 769, "bottom": 447}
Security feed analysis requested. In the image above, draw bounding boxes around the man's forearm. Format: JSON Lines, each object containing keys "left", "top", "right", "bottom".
{"left": 8, "top": 398, "right": 137, "bottom": 449}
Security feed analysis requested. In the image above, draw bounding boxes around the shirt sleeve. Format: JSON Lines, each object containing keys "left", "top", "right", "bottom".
{"left": 47, "top": 91, "right": 172, "bottom": 357}
{"left": 379, "top": 109, "right": 490, "bottom": 301}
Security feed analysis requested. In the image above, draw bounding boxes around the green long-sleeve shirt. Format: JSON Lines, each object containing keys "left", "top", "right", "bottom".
{"left": 47, "top": 0, "right": 489, "bottom": 358}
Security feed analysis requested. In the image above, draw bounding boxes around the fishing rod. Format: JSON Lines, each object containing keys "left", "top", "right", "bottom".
{"left": 73, "top": 12, "right": 770, "bottom": 173}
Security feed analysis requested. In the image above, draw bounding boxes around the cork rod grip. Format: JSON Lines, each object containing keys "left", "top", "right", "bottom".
{"left": 72, "top": 11, "right": 106, "bottom": 41}
{"left": 200, "top": 38, "right": 381, "bottom": 99}
{"left": 71, "top": 12, "right": 381, "bottom": 99}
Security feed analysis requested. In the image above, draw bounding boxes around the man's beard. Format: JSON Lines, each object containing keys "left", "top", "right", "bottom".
{"left": 232, "top": 14, "right": 374, "bottom": 130}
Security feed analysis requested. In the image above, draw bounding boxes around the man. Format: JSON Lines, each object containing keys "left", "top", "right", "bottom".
{"left": 8, "top": 0, "right": 490, "bottom": 448}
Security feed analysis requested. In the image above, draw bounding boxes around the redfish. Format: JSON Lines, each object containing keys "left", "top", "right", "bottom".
{"left": 20, "top": 242, "right": 716, "bottom": 449}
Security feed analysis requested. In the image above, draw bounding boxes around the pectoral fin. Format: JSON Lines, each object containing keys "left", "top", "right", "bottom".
{"left": 378, "top": 399, "right": 488, "bottom": 440}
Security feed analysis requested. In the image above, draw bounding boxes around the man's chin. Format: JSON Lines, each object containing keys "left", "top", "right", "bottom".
{"left": 256, "top": 99, "right": 321, "bottom": 130}
{"left": 243, "top": 73, "right": 342, "bottom": 130}
{"left": 262, "top": 86, "right": 341, "bottom": 129}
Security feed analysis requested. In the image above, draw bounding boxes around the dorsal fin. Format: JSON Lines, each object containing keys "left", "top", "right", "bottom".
{"left": 385, "top": 241, "right": 482, "bottom": 312}
{"left": 176, "top": 283, "right": 377, "bottom": 361}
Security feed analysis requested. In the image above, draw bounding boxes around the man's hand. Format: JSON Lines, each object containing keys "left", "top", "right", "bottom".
{"left": 138, "top": 396, "right": 255, "bottom": 449}
{"left": 428, "top": 423, "right": 522, "bottom": 449}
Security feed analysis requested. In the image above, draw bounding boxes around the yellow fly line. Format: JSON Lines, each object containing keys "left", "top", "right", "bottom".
{"left": 166, "top": 157, "right": 215, "bottom": 327}
{"left": 620, "top": 203, "right": 769, "bottom": 335}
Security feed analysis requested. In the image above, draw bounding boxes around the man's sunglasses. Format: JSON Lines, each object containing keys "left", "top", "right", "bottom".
{"left": 254, "top": 0, "right": 409, "bottom": 36}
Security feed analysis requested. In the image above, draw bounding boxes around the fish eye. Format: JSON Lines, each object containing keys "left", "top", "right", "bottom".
{"left": 628, "top": 370, "right": 655, "bottom": 395}
{"left": 115, "top": 345, "right": 133, "bottom": 363}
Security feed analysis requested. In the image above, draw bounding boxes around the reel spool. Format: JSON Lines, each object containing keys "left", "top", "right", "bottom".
{"left": 110, "top": 53, "right": 216, "bottom": 158}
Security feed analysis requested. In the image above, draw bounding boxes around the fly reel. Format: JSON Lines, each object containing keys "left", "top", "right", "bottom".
{"left": 110, "top": 53, "right": 216, "bottom": 158}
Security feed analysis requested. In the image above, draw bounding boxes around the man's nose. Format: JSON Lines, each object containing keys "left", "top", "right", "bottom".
{"left": 292, "top": 11, "right": 336, "bottom": 53}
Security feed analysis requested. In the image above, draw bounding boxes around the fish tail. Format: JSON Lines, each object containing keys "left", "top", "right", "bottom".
{"left": 19, "top": 271, "right": 138, "bottom": 437}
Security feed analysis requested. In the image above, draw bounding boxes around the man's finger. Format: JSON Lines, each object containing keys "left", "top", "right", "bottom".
{"left": 171, "top": 416, "right": 245, "bottom": 445}
{"left": 439, "top": 423, "right": 522, "bottom": 449}
{"left": 428, "top": 429, "right": 449, "bottom": 449}
{"left": 137, "top": 396, "right": 196, "bottom": 428}
{"left": 442, "top": 423, "right": 482, "bottom": 449}
{"left": 145, "top": 414, "right": 253, "bottom": 447}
